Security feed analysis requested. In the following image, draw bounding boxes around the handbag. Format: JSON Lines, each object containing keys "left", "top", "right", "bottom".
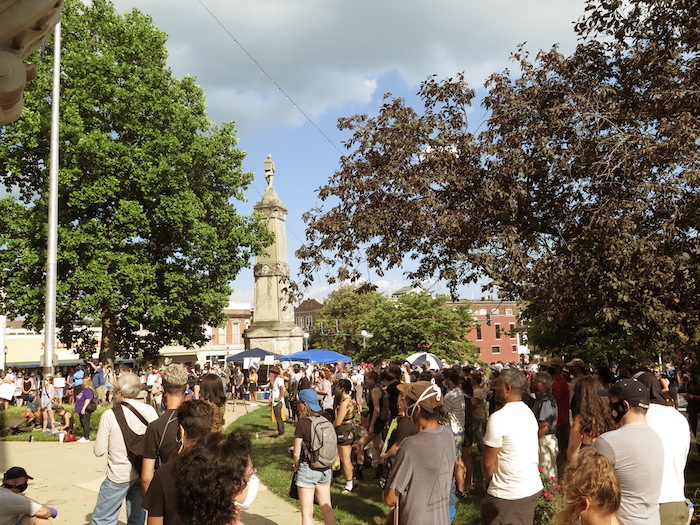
{"left": 63, "top": 432, "right": 77, "bottom": 442}
{"left": 288, "top": 471, "right": 299, "bottom": 500}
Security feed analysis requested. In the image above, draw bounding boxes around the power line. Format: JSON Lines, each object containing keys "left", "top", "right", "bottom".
{"left": 196, "top": 0, "right": 344, "bottom": 156}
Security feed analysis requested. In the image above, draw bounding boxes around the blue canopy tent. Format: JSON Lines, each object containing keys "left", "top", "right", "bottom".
{"left": 225, "top": 348, "right": 282, "bottom": 362}
{"left": 279, "top": 349, "right": 352, "bottom": 364}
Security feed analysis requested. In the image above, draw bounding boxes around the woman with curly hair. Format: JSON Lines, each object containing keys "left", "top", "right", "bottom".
{"left": 556, "top": 447, "right": 621, "bottom": 525}
{"left": 333, "top": 378, "right": 357, "bottom": 493}
{"left": 567, "top": 376, "right": 617, "bottom": 461}
{"left": 198, "top": 373, "right": 227, "bottom": 432}
{"left": 175, "top": 430, "right": 257, "bottom": 525}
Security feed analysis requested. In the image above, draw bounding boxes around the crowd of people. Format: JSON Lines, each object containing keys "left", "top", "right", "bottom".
{"left": 0, "top": 354, "right": 696, "bottom": 525}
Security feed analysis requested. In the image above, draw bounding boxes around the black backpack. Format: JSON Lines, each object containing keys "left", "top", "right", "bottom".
{"left": 112, "top": 402, "right": 150, "bottom": 474}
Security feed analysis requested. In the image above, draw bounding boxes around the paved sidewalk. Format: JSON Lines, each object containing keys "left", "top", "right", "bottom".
{"left": 0, "top": 399, "right": 313, "bottom": 525}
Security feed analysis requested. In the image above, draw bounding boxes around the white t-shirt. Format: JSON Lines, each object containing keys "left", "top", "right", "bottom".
{"left": 271, "top": 376, "right": 285, "bottom": 406}
{"left": 484, "top": 401, "right": 543, "bottom": 500}
{"left": 0, "top": 487, "right": 42, "bottom": 525}
{"left": 646, "top": 403, "right": 690, "bottom": 504}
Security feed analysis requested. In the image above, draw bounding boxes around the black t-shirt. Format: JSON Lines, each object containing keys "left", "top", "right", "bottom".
{"left": 386, "top": 381, "right": 401, "bottom": 420}
{"left": 143, "top": 409, "right": 180, "bottom": 468}
{"left": 142, "top": 457, "right": 181, "bottom": 524}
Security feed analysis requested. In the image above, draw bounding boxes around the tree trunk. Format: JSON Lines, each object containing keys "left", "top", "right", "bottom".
{"left": 100, "top": 305, "right": 116, "bottom": 365}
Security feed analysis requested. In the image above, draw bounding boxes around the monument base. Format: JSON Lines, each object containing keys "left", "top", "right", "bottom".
{"left": 245, "top": 321, "right": 304, "bottom": 356}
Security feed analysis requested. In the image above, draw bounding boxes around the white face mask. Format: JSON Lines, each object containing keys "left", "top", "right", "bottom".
{"left": 235, "top": 471, "right": 259, "bottom": 510}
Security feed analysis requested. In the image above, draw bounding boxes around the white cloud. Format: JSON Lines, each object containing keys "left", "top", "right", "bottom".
{"left": 111, "top": 0, "right": 586, "bottom": 131}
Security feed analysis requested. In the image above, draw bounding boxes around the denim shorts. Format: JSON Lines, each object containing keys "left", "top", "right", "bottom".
{"left": 296, "top": 462, "right": 331, "bottom": 488}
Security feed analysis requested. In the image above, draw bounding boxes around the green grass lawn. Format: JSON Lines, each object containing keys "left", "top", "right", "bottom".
{"left": 0, "top": 403, "right": 111, "bottom": 441}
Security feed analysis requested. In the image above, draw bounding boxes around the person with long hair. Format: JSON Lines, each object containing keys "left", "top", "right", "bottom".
{"left": 567, "top": 376, "right": 617, "bottom": 461}
{"left": 143, "top": 399, "right": 214, "bottom": 525}
{"left": 248, "top": 367, "right": 259, "bottom": 407}
{"left": 175, "top": 431, "right": 256, "bottom": 525}
{"left": 198, "top": 373, "right": 227, "bottom": 433}
{"left": 556, "top": 447, "right": 621, "bottom": 525}
{"left": 294, "top": 389, "right": 337, "bottom": 525}
{"left": 75, "top": 376, "right": 96, "bottom": 441}
{"left": 333, "top": 379, "right": 357, "bottom": 493}
{"left": 40, "top": 375, "right": 56, "bottom": 433}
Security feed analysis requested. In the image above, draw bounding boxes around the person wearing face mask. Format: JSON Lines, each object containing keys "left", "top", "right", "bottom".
{"left": 174, "top": 430, "right": 257, "bottom": 525}
{"left": 594, "top": 378, "right": 664, "bottom": 525}
{"left": 0, "top": 466, "right": 58, "bottom": 524}
{"left": 383, "top": 380, "right": 455, "bottom": 525}
{"left": 143, "top": 399, "right": 214, "bottom": 525}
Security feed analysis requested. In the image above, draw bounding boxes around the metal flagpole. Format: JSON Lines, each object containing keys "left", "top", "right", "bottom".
{"left": 43, "top": 20, "right": 61, "bottom": 377}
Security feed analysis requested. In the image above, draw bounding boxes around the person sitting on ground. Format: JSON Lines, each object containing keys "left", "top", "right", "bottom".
{"left": 21, "top": 390, "right": 42, "bottom": 427}
{"left": 175, "top": 430, "right": 257, "bottom": 525}
{"left": 143, "top": 399, "right": 214, "bottom": 525}
{"left": 50, "top": 405, "right": 74, "bottom": 435}
{"left": 198, "top": 372, "right": 227, "bottom": 433}
{"left": 556, "top": 447, "right": 621, "bottom": 525}
{"left": 0, "top": 466, "right": 58, "bottom": 524}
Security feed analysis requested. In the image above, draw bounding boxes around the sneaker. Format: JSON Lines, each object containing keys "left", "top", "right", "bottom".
{"left": 250, "top": 403, "right": 258, "bottom": 407}
{"left": 77, "top": 437, "right": 90, "bottom": 442}
{"left": 341, "top": 485, "right": 355, "bottom": 494}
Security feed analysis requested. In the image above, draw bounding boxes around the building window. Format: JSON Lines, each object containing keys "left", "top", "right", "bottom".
{"left": 505, "top": 308, "right": 513, "bottom": 316}
{"left": 491, "top": 346, "right": 500, "bottom": 354}
{"left": 491, "top": 308, "right": 499, "bottom": 315}
{"left": 232, "top": 322, "right": 240, "bottom": 343}
{"left": 509, "top": 323, "right": 515, "bottom": 338}
{"left": 476, "top": 326, "right": 482, "bottom": 340}
{"left": 495, "top": 324, "right": 501, "bottom": 340}
{"left": 512, "top": 345, "right": 517, "bottom": 353}
{"left": 479, "top": 308, "right": 487, "bottom": 315}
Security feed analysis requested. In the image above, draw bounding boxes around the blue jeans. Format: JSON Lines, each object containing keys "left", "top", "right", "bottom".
{"left": 91, "top": 477, "right": 145, "bottom": 525}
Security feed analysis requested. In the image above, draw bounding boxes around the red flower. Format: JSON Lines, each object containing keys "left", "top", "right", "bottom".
{"left": 550, "top": 476, "right": 557, "bottom": 481}
{"left": 543, "top": 491, "right": 552, "bottom": 499}
{"left": 538, "top": 467, "right": 544, "bottom": 472}
{"left": 554, "top": 484, "right": 562, "bottom": 490}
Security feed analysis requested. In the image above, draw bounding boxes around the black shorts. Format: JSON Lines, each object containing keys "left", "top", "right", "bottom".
{"left": 371, "top": 418, "right": 386, "bottom": 436}
{"left": 336, "top": 422, "right": 356, "bottom": 446}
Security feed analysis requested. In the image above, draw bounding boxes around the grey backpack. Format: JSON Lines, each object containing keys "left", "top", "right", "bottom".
{"left": 304, "top": 415, "right": 337, "bottom": 470}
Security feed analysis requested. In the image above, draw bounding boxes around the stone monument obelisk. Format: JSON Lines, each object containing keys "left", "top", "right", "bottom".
{"left": 244, "top": 155, "right": 304, "bottom": 355}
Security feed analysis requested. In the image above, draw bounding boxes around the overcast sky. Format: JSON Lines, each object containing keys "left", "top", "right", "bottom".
{"left": 109, "top": 0, "right": 587, "bottom": 304}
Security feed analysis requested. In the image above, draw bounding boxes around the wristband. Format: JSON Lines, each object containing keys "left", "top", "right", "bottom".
{"left": 49, "top": 507, "right": 58, "bottom": 518}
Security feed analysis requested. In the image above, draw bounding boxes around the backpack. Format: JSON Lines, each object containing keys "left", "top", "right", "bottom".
{"left": 303, "top": 415, "right": 337, "bottom": 470}
{"left": 112, "top": 402, "right": 150, "bottom": 474}
{"left": 376, "top": 386, "right": 391, "bottom": 423}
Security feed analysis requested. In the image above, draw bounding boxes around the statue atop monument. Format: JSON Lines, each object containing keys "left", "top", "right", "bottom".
{"left": 264, "top": 154, "right": 275, "bottom": 187}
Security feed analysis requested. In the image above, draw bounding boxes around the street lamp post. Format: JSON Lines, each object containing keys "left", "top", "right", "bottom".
{"left": 303, "top": 332, "right": 309, "bottom": 351}
{"left": 360, "top": 329, "right": 373, "bottom": 349}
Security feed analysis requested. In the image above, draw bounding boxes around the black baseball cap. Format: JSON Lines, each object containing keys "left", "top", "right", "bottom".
{"left": 598, "top": 378, "right": 650, "bottom": 409}
{"left": 4, "top": 467, "right": 33, "bottom": 481}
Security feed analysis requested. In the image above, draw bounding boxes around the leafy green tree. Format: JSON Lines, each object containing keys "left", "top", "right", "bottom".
{"left": 311, "top": 285, "right": 382, "bottom": 356}
{"left": 0, "top": 0, "right": 273, "bottom": 363}
{"left": 360, "top": 292, "right": 478, "bottom": 363}
{"left": 299, "top": 0, "right": 700, "bottom": 365}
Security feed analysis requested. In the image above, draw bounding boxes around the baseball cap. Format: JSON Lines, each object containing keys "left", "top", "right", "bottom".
{"left": 4, "top": 467, "right": 33, "bottom": 481}
{"left": 544, "top": 357, "right": 565, "bottom": 368}
{"left": 269, "top": 366, "right": 281, "bottom": 375}
{"left": 398, "top": 380, "right": 443, "bottom": 413}
{"left": 598, "top": 378, "right": 650, "bottom": 409}
{"left": 566, "top": 358, "right": 587, "bottom": 368}
{"left": 298, "top": 389, "right": 322, "bottom": 412}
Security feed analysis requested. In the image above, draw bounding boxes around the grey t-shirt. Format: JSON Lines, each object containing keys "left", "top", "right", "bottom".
{"left": 593, "top": 423, "right": 664, "bottom": 525}
{"left": 387, "top": 425, "right": 456, "bottom": 525}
